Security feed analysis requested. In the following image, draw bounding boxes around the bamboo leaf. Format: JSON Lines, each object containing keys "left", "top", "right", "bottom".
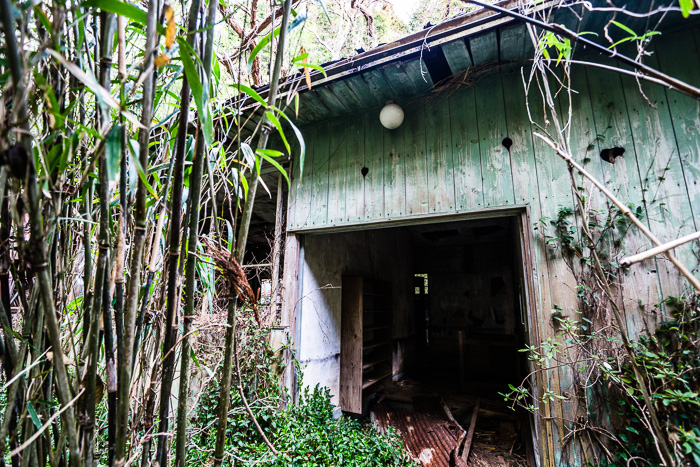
{"left": 234, "top": 83, "right": 266, "bottom": 106}
{"left": 611, "top": 20, "right": 636, "bottom": 37}
{"left": 265, "top": 111, "right": 290, "bottom": 154}
{"left": 247, "top": 27, "right": 280, "bottom": 72}
{"left": 82, "top": 0, "right": 147, "bottom": 25}
{"left": 106, "top": 124, "right": 123, "bottom": 183}
{"left": 45, "top": 49, "right": 145, "bottom": 129}
{"left": 274, "top": 109, "right": 305, "bottom": 177}
{"left": 178, "top": 37, "right": 214, "bottom": 146}
{"left": 256, "top": 149, "right": 289, "bottom": 186}
{"left": 26, "top": 402, "right": 42, "bottom": 430}
{"left": 240, "top": 143, "right": 255, "bottom": 169}
{"left": 240, "top": 172, "right": 249, "bottom": 200}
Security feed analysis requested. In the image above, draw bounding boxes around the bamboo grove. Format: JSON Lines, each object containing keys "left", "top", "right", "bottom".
{"left": 0, "top": 0, "right": 302, "bottom": 464}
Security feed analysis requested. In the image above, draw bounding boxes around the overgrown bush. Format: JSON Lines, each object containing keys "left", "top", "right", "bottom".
{"left": 190, "top": 316, "right": 413, "bottom": 466}
{"left": 603, "top": 296, "right": 700, "bottom": 466}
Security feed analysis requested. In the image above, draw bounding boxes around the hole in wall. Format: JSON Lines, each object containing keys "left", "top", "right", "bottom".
{"left": 361, "top": 166, "right": 369, "bottom": 178}
{"left": 600, "top": 147, "right": 625, "bottom": 164}
{"left": 502, "top": 137, "right": 513, "bottom": 151}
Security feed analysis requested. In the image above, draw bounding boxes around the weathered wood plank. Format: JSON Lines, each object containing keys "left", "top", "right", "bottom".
{"left": 404, "top": 58, "right": 434, "bottom": 94}
{"left": 361, "top": 69, "right": 397, "bottom": 106}
{"left": 425, "top": 93, "right": 456, "bottom": 213}
{"left": 449, "top": 85, "right": 483, "bottom": 210}
{"left": 403, "top": 100, "right": 429, "bottom": 216}
{"left": 475, "top": 76, "right": 515, "bottom": 207}
{"left": 442, "top": 39, "right": 472, "bottom": 75}
{"left": 310, "top": 121, "right": 330, "bottom": 226}
{"left": 525, "top": 75, "right": 576, "bottom": 467}
{"left": 585, "top": 63, "right": 659, "bottom": 337}
{"left": 656, "top": 29, "right": 700, "bottom": 278}
{"left": 363, "top": 111, "right": 385, "bottom": 219}
{"left": 328, "top": 80, "right": 365, "bottom": 114}
{"left": 327, "top": 118, "right": 348, "bottom": 225}
{"left": 383, "top": 113, "right": 407, "bottom": 218}
{"left": 380, "top": 62, "right": 418, "bottom": 101}
{"left": 469, "top": 30, "right": 498, "bottom": 66}
{"left": 291, "top": 125, "right": 314, "bottom": 228}
{"left": 315, "top": 86, "right": 350, "bottom": 117}
{"left": 345, "top": 115, "right": 366, "bottom": 221}
{"left": 340, "top": 275, "right": 364, "bottom": 414}
{"left": 345, "top": 74, "right": 383, "bottom": 109}
{"left": 617, "top": 47, "right": 696, "bottom": 303}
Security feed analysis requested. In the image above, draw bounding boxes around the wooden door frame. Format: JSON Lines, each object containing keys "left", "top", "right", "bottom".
{"left": 281, "top": 205, "right": 544, "bottom": 463}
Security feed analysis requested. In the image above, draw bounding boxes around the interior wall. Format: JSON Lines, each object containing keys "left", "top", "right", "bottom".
{"left": 297, "top": 228, "right": 413, "bottom": 406}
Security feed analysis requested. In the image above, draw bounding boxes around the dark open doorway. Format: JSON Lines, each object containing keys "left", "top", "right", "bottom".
{"left": 295, "top": 209, "right": 539, "bottom": 466}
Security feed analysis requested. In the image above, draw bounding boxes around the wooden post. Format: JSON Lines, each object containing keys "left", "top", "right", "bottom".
{"left": 458, "top": 329, "right": 466, "bottom": 391}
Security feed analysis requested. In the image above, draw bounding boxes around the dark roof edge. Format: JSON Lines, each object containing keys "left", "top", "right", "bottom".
{"left": 233, "top": 0, "right": 558, "bottom": 111}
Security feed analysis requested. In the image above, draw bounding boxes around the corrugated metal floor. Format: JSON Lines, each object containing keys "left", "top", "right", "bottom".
{"left": 372, "top": 401, "right": 460, "bottom": 467}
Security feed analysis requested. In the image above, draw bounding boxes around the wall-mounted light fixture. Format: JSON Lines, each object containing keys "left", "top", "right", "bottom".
{"left": 379, "top": 101, "right": 404, "bottom": 129}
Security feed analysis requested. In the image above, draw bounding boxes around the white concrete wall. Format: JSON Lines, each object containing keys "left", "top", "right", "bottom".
{"left": 296, "top": 228, "right": 413, "bottom": 406}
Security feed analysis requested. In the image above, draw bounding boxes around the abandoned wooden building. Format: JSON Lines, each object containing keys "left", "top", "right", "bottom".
{"left": 236, "top": 2, "right": 700, "bottom": 466}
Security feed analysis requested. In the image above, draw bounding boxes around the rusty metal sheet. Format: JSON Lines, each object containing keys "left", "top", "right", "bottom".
{"left": 371, "top": 402, "right": 462, "bottom": 467}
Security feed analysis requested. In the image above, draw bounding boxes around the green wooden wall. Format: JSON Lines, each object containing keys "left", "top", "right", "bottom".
{"left": 284, "top": 26, "right": 700, "bottom": 466}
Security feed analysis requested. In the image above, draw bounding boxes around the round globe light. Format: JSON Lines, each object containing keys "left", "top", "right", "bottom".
{"left": 379, "top": 102, "right": 404, "bottom": 129}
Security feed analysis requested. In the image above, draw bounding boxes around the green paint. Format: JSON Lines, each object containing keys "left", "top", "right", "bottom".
{"left": 363, "top": 111, "right": 384, "bottom": 219}
{"left": 425, "top": 93, "right": 456, "bottom": 213}
{"left": 441, "top": 40, "right": 472, "bottom": 75}
{"left": 310, "top": 121, "right": 330, "bottom": 226}
{"left": 345, "top": 115, "right": 366, "bottom": 221}
{"left": 403, "top": 100, "right": 429, "bottom": 216}
{"left": 383, "top": 112, "right": 406, "bottom": 218}
{"left": 475, "top": 75, "right": 515, "bottom": 207}
{"left": 449, "top": 85, "right": 483, "bottom": 210}
{"left": 327, "top": 119, "right": 348, "bottom": 224}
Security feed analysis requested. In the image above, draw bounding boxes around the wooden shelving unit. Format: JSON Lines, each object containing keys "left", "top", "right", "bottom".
{"left": 340, "top": 276, "right": 393, "bottom": 414}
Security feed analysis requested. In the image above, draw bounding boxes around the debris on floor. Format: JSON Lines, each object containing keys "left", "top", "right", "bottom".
{"left": 370, "top": 379, "right": 530, "bottom": 466}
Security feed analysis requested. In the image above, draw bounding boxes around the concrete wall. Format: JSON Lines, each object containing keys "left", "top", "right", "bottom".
{"left": 296, "top": 228, "right": 413, "bottom": 405}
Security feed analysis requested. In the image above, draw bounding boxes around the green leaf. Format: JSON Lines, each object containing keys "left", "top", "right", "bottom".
{"left": 240, "top": 143, "right": 255, "bottom": 169}
{"left": 105, "top": 124, "right": 123, "bottom": 183}
{"left": 127, "top": 140, "right": 158, "bottom": 199}
{"left": 240, "top": 172, "right": 249, "bottom": 200}
{"left": 265, "top": 111, "right": 291, "bottom": 154}
{"left": 248, "top": 27, "right": 280, "bottom": 72}
{"left": 256, "top": 148, "right": 289, "bottom": 186}
{"left": 178, "top": 37, "right": 214, "bottom": 146}
{"left": 291, "top": 60, "right": 327, "bottom": 77}
{"left": 611, "top": 20, "right": 636, "bottom": 37}
{"left": 274, "top": 109, "right": 306, "bottom": 177}
{"left": 234, "top": 83, "right": 266, "bottom": 106}
{"left": 82, "top": 0, "right": 147, "bottom": 25}
{"left": 680, "top": 0, "right": 694, "bottom": 17}
{"left": 27, "top": 401, "right": 42, "bottom": 430}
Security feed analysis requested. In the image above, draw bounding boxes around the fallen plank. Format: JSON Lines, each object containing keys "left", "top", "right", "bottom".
{"left": 461, "top": 398, "right": 481, "bottom": 463}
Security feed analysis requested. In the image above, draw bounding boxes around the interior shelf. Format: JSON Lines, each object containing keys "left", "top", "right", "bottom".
{"left": 340, "top": 276, "right": 393, "bottom": 414}
{"left": 362, "top": 372, "right": 392, "bottom": 390}
{"left": 362, "top": 355, "right": 391, "bottom": 370}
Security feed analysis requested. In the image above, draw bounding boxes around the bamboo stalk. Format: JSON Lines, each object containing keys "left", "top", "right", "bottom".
{"left": 0, "top": 1, "right": 81, "bottom": 465}
{"left": 213, "top": 1, "right": 292, "bottom": 463}
{"left": 155, "top": 0, "right": 200, "bottom": 463}
{"left": 114, "top": 0, "right": 160, "bottom": 463}
{"left": 620, "top": 231, "right": 700, "bottom": 267}
{"left": 175, "top": 0, "right": 218, "bottom": 463}
{"left": 83, "top": 10, "right": 117, "bottom": 466}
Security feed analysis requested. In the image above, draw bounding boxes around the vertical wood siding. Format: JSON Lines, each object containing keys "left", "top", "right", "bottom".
{"left": 283, "top": 28, "right": 700, "bottom": 467}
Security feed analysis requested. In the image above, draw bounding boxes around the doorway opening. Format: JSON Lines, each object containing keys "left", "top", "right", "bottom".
{"left": 296, "top": 211, "right": 538, "bottom": 466}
